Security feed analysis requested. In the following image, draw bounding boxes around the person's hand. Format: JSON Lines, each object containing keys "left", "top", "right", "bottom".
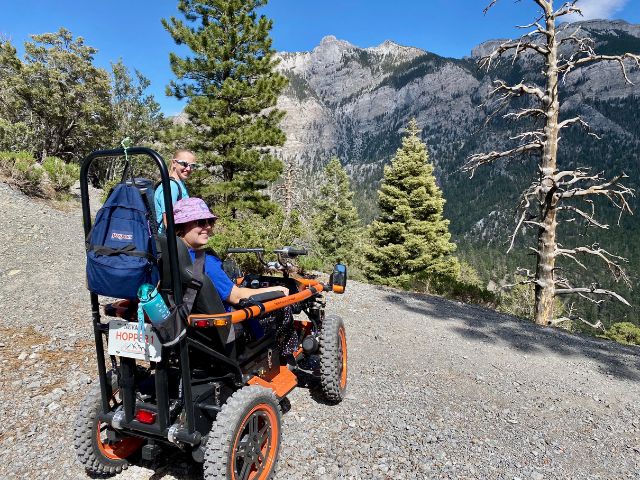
{"left": 273, "top": 285, "right": 289, "bottom": 296}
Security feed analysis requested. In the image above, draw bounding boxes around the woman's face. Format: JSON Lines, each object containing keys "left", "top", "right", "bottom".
{"left": 181, "top": 219, "right": 215, "bottom": 249}
{"left": 172, "top": 152, "right": 198, "bottom": 181}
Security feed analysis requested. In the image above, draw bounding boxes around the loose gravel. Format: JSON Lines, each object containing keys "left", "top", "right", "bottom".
{"left": 1, "top": 181, "right": 639, "bottom": 480}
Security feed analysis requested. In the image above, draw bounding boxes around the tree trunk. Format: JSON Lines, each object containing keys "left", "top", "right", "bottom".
{"left": 534, "top": 7, "right": 559, "bottom": 326}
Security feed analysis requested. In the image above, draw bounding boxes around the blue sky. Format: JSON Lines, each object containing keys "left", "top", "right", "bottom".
{"left": 2, "top": 0, "right": 638, "bottom": 115}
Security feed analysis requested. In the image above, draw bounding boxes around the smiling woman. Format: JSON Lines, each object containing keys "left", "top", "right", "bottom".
{"left": 153, "top": 149, "right": 198, "bottom": 234}
{"left": 173, "top": 197, "right": 289, "bottom": 310}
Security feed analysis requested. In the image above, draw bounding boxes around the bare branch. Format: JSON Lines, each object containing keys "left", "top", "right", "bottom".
{"left": 555, "top": 285, "right": 630, "bottom": 306}
{"left": 557, "top": 116, "right": 601, "bottom": 139}
{"left": 532, "top": 0, "right": 552, "bottom": 15}
{"left": 483, "top": 0, "right": 499, "bottom": 15}
{"left": 510, "top": 130, "right": 545, "bottom": 143}
{"left": 549, "top": 302, "right": 604, "bottom": 330}
{"left": 480, "top": 39, "right": 549, "bottom": 71}
{"left": 523, "top": 220, "right": 547, "bottom": 229}
{"left": 489, "top": 80, "right": 546, "bottom": 102}
{"left": 504, "top": 108, "right": 546, "bottom": 121}
{"left": 558, "top": 26, "right": 584, "bottom": 46}
{"left": 557, "top": 205, "right": 608, "bottom": 229}
{"left": 562, "top": 52, "right": 640, "bottom": 84}
{"left": 550, "top": 314, "right": 603, "bottom": 330}
{"left": 463, "top": 141, "right": 543, "bottom": 176}
{"left": 515, "top": 16, "right": 546, "bottom": 35}
{"left": 554, "top": 168, "right": 599, "bottom": 187}
{"left": 501, "top": 267, "right": 537, "bottom": 289}
{"left": 558, "top": 26, "right": 591, "bottom": 49}
{"left": 558, "top": 173, "right": 634, "bottom": 222}
{"left": 553, "top": 1, "right": 581, "bottom": 19}
{"left": 555, "top": 244, "right": 631, "bottom": 286}
{"left": 507, "top": 184, "right": 541, "bottom": 252}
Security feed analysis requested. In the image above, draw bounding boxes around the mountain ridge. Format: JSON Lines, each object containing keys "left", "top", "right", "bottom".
{"left": 271, "top": 19, "right": 640, "bottom": 322}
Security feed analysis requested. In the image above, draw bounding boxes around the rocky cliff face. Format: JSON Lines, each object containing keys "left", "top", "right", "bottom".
{"left": 274, "top": 20, "right": 640, "bottom": 200}
{"left": 276, "top": 35, "right": 484, "bottom": 174}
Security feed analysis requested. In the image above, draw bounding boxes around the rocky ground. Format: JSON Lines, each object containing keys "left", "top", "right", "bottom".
{"left": 1, "top": 181, "right": 639, "bottom": 480}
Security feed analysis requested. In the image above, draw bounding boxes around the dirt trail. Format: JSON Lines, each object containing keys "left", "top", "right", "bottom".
{"left": 1, "top": 181, "right": 639, "bottom": 480}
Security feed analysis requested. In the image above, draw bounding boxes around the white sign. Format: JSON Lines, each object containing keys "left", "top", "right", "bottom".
{"left": 108, "top": 320, "right": 162, "bottom": 362}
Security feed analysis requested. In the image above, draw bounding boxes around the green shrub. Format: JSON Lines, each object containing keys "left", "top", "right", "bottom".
{"left": 497, "top": 281, "right": 535, "bottom": 320}
{"left": 421, "top": 273, "right": 497, "bottom": 305}
{"left": 42, "top": 156, "right": 80, "bottom": 193}
{"left": 0, "top": 151, "right": 47, "bottom": 196}
{"left": 0, "top": 120, "right": 34, "bottom": 152}
{"left": 296, "top": 255, "right": 325, "bottom": 275}
{"left": 405, "top": 260, "right": 496, "bottom": 305}
{"left": 0, "top": 151, "right": 36, "bottom": 173}
{"left": 605, "top": 322, "right": 640, "bottom": 345}
{"left": 0, "top": 151, "right": 81, "bottom": 198}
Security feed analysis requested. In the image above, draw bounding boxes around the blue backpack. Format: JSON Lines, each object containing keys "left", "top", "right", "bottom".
{"left": 86, "top": 182, "right": 159, "bottom": 299}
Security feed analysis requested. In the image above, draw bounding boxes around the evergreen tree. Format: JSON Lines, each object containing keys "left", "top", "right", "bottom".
{"left": 365, "top": 119, "right": 459, "bottom": 287}
{"left": 110, "top": 60, "right": 165, "bottom": 147}
{"left": 312, "top": 157, "right": 362, "bottom": 267}
{"left": 163, "top": 0, "right": 287, "bottom": 217}
{"left": 0, "top": 29, "right": 112, "bottom": 161}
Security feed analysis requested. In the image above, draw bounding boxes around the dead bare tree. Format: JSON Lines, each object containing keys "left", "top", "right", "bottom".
{"left": 464, "top": 0, "right": 638, "bottom": 327}
{"left": 273, "top": 154, "right": 304, "bottom": 220}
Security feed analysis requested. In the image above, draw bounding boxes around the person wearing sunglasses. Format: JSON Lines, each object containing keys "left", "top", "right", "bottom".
{"left": 173, "top": 198, "right": 288, "bottom": 311}
{"left": 154, "top": 149, "right": 201, "bottom": 234}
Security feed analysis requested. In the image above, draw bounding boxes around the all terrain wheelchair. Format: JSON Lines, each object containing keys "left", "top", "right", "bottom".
{"left": 74, "top": 148, "right": 348, "bottom": 479}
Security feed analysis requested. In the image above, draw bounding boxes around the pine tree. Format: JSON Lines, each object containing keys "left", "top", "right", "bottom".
{"left": 312, "top": 157, "right": 362, "bottom": 267}
{"left": 163, "top": 0, "right": 287, "bottom": 217}
{"left": 365, "top": 119, "right": 459, "bottom": 287}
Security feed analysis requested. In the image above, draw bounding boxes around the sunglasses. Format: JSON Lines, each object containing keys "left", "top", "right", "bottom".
{"left": 175, "top": 160, "right": 201, "bottom": 170}
{"left": 196, "top": 218, "right": 216, "bottom": 228}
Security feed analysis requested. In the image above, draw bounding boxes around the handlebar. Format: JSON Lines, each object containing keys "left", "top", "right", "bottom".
{"left": 226, "top": 246, "right": 307, "bottom": 258}
{"left": 273, "top": 246, "right": 308, "bottom": 258}
{"left": 226, "top": 247, "right": 265, "bottom": 254}
{"left": 225, "top": 245, "right": 308, "bottom": 277}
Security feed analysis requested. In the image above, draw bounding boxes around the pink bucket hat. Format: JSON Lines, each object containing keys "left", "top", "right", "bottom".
{"left": 173, "top": 198, "right": 218, "bottom": 224}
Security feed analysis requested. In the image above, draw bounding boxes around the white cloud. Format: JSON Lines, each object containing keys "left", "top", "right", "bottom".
{"left": 565, "top": 0, "right": 628, "bottom": 21}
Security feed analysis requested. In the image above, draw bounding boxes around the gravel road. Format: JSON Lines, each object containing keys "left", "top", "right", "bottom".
{"left": 1, "top": 181, "right": 639, "bottom": 480}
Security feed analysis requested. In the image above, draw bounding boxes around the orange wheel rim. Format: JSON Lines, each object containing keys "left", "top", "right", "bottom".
{"left": 339, "top": 326, "right": 348, "bottom": 389}
{"left": 96, "top": 420, "right": 143, "bottom": 460}
{"left": 231, "top": 404, "right": 279, "bottom": 480}
{"left": 95, "top": 388, "right": 143, "bottom": 460}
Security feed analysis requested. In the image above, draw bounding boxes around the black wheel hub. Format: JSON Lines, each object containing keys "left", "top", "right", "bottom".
{"left": 234, "top": 411, "right": 272, "bottom": 480}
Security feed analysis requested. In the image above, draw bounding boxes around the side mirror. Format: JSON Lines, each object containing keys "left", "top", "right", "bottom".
{"left": 330, "top": 264, "right": 347, "bottom": 294}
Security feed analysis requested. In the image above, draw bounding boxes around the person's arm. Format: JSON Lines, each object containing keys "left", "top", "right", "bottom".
{"left": 227, "top": 284, "right": 289, "bottom": 305}
{"left": 203, "top": 254, "right": 289, "bottom": 306}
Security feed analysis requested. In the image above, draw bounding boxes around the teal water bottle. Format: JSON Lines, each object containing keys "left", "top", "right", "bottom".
{"left": 137, "top": 283, "right": 171, "bottom": 325}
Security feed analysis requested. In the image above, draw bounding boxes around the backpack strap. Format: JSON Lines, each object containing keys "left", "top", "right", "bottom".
{"left": 88, "top": 244, "right": 157, "bottom": 262}
{"left": 139, "top": 188, "right": 159, "bottom": 237}
{"left": 174, "top": 178, "right": 184, "bottom": 202}
{"left": 155, "top": 178, "right": 184, "bottom": 202}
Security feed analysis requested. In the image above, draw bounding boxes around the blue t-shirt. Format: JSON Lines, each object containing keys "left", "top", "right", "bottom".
{"left": 188, "top": 250, "right": 235, "bottom": 311}
{"left": 154, "top": 179, "right": 189, "bottom": 234}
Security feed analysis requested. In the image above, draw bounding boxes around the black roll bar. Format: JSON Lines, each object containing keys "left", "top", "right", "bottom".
{"left": 79, "top": 147, "right": 190, "bottom": 434}
{"left": 79, "top": 147, "right": 183, "bottom": 303}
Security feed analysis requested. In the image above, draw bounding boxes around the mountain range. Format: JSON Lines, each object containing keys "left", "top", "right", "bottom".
{"left": 273, "top": 19, "right": 640, "bottom": 322}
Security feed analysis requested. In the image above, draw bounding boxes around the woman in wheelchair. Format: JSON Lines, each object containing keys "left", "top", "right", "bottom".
{"left": 173, "top": 197, "right": 288, "bottom": 311}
